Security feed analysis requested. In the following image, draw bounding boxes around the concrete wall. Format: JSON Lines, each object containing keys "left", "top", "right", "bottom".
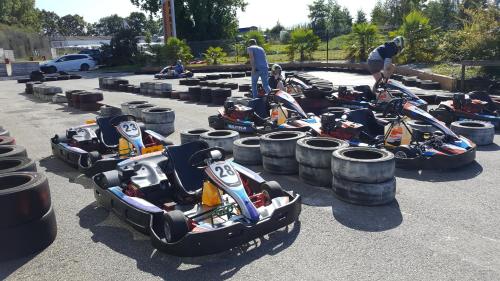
{"left": 11, "top": 62, "right": 39, "bottom": 76}
{"left": 0, "top": 63, "right": 7, "bottom": 77}
{"left": 395, "top": 65, "right": 457, "bottom": 91}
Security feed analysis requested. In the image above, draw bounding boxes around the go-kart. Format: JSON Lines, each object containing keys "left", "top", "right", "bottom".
{"left": 332, "top": 79, "right": 428, "bottom": 111}
{"left": 429, "top": 92, "right": 500, "bottom": 129}
{"left": 92, "top": 141, "right": 301, "bottom": 256}
{"left": 209, "top": 90, "right": 320, "bottom": 134}
{"left": 316, "top": 99, "right": 476, "bottom": 169}
{"left": 154, "top": 66, "right": 193, "bottom": 79}
{"left": 51, "top": 115, "right": 166, "bottom": 176}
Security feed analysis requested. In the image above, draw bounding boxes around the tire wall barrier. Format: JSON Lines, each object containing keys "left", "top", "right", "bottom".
{"left": 260, "top": 131, "right": 306, "bottom": 174}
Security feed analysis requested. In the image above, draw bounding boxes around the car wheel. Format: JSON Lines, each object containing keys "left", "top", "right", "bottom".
{"left": 49, "top": 66, "right": 57, "bottom": 74}
{"left": 163, "top": 210, "right": 189, "bottom": 243}
{"left": 80, "top": 63, "right": 90, "bottom": 71}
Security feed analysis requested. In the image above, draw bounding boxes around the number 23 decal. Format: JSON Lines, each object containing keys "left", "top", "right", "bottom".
{"left": 121, "top": 123, "right": 137, "bottom": 133}
{"left": 214, "top": 164, "right": 235, "bottom": 178}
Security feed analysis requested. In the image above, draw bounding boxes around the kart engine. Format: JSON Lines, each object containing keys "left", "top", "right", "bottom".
{"left": 224, "top": 100, "right": 254, "bottom": 120}
{"left": 320, "top": 112, "right": 363, "bottom": 139}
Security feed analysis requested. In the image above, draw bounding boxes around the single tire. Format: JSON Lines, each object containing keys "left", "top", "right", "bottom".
{"left": 407, "top": 120, "right": 437, "bottom": 134}
{"left": 145, "top": 123, "right": 175, "bottom": 136}
{"left": 0, "top": 204, "right": 57, "bottom": 261}
{"left": 331, "top": 147, "right": 395, "bottom": 184}
{"left": 450, "top": 120, "right": 495, "bottom": 146}
{"left": 0, "top": 157, "right": 36, "bottom": 174}
{"left": 120, "top": 101, "right": 148, "bottom": 115}
{"left": 332, "top": 175, "right": 396, "bottom": 206}
{"left": 188, "top": 87, "right": 202, "bottom": 102}
{"left": 0, "top": 136, "right": 15, "bottom": 146}
{"left": 142, "top": 107, "right": 175, "bottom": 124}
{"left": 200, "top": 130, "right": 240, "bottom": 153}
{"left": 0, "top": 145, "right": 28, "bottom": 158}
{"left": 296, "top": 137, "right": 349, "bottom": 168}
{"left": 163, "top": 210, "right": 189, "bottom": 243}
{"left": 262, "top": 155, "right": 298, "bottom": 175}
{"left": 179, "top": 91, "right": 190, "bottom": 101}
{"left": 80, "top": 63, "right": 90, "bottom": 71}
{"left": 180, "top": 128, "right": 210, "bottom": 144}
{"left": 0, "top": 172, "right": 51, "bottom": 228}
{"left": 130, "top": 103, "right": 155, "bottom": 120}
{"left": 94, "top": 170, "right": 121, "bottom": 189}
{"left": 200, "top": 88, "right": 212, "bottom": 103}
{"left": 260, "top": 131, "right": 307, "bottom": 158}
{"left": 299, "top": 164, "right": 332, "bottom": 187}
{"left": 79, "top": 102, "right": 102, "bottom": 111}
{"left": 233, "top": 137, "right": 262, "bottom": 165}
{"left": 78, "top": 92, "right": 103, "bottom": 103}
{"left": 239, "top": 84, "right": 251, "bottom": 92}
{"left": 0, "top": 127, "right": 10, "bottom": 137}
{"left": 170, "top": 91, "right": 180, "bottom": 99}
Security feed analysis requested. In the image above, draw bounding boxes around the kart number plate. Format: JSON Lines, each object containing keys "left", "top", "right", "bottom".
{"left": 142, "top": 145, "right": 163, "bottom": 154}
{"left": 209, "top": 163, "right": 240, "bottom": 186}
{"left": 119, "top": 121, "right": 140, "bottom": 137}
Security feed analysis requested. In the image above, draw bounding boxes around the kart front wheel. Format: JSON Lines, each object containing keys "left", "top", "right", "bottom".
{"left": 163, "top": 210, "right": 189, "bottom": 243}
{"left": 262, "top": 181, "right": 284, "bottom": 200}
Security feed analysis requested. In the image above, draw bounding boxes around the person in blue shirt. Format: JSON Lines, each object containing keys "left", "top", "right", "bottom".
{"left": 367, "top": 36, "right": 405, "bottom": 89}
{"left": 174, "top": 60, "right": 184, "bottom": 75}
{"left": 247, "top": 39, "right": 271, "bottom": 98}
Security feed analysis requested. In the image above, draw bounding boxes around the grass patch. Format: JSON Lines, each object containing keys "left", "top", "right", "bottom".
{"left": 431, "top": 63, "right": 486, "bottom": 79}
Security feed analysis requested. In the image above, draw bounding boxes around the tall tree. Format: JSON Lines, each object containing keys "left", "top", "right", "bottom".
{"left": 308, "top": 0, "right": 329, "bottom": 38}
{"left": 0, "top": 0, "right": 40, "bottom": 28}
{"left": 94, "top": 14, "right": 125, "bottom": 36}
{"left": 371, "top": 0, "right": 390, "bottom": 26}
{"left": 130, "top": 0, "right": 247, "bottom": 40}
{"left": 39, "top": 9, "right": 60, "bottom": 36}
{"left": 58, "top": 14, "right": 87, "bottom": 36}
{"left": 424, "top": 0, "right": 459, "bottom": 30}
{"left": 126, "top": 12, "right": 147, "bottom": 35}
{"left": 356, "top": 9, "right": 367, "bottom": 24}
{"left": 269, "top": 21, "right": 285, "bottom": 41}
{"left": 309, "top": 0, "right": 353, "bottom": 38}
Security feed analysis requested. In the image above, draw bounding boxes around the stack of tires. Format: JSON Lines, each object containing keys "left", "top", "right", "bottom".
{"left": 188, "top": 87, "right": 202, "bottom": 102}
{"left": 121, "top": 101, "right": 148, "bottom": 115}
{"left": 99, "top": 105, "right": 122, "bottom": 118}
{"left": 200, "top": 88, "right": 212, "bottom": 103}
{"left": 296, "top": 137, "right": 349, "bottom": 187}
{"left": 260, "top": 131, "right": 306, "bottom": 174}
{"left": 129, "top": 103, "right": 156, "bottom": 120}
{"left": 142, "top": 107, "right": 175, "bottom": 136}
{"left": 0, "top": 128, "right": 57, "bottom": 261}
{"left": 200, "top": 130, "right": 239, "bottom": 153}
{"left": 33, "top": 84, "right": 63, "bottom": 102}
{"left": 233, "top": 137, "right": 262, "bottom": 165}
{"left": 450, "top": 120, "right": 495, "bottom": 146}
{"left": 211, "top": 88, "right": 232, "bottom": 105}
{"left": 76, "top": 92, "right": 103, "bottom": 111}
{"left": 180, "top": 128, "right": 210, "bottom": 144}
{"left": 331, "top": 147, "right": 396, "bottom": 206}
{"left": 25, "top": 81, "right": 42, "bottom": 95}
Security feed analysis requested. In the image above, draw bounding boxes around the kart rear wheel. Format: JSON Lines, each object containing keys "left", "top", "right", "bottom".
{"left": 163, "top": 210, "right": 189, "bottom": 243}
{"left": 87, "top": 151, "right": 101, "bottom": 167}
{"left": 392, "top": 145, "right": 418, "bottom": 159}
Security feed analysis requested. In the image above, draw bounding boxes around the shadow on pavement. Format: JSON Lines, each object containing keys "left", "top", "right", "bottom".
{"left": 331, "top": 199, "right": 402, "bottom": 232}
{"left": 0, "top": 256, "right": 35, "bottom": 280}
{"left": 78, "top": 202, "right": 301, "bottom": 281}
{"left": 39, "top": 155, "right": 94, "bottom": 189}
{"left": 477, "top": 143, "right": 500, "bottom": 152}
{"left": 395, "top": 161, "right": 483, "bottom": 182}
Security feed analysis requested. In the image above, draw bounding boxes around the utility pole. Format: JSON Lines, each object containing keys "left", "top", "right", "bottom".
{"left": 162, "top": 0, "right": 177, "bottom": 43}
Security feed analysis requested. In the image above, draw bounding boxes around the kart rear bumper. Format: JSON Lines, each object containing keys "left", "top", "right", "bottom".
{"left": 396, "top": 146, "right": 476, "bottom": 170}
{"left": 51, "top": 138, "right": 86, "bottom": 168}
{"left": 150, "top": 193, "right": 302, "bottom": 256}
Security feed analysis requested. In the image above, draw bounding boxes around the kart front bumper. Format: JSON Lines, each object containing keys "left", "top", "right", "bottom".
{"left": 395, "top": 146, "right": 476, "bottom": 170}
{"left": 149, "top": 193, "right": 302, "bottom": 256}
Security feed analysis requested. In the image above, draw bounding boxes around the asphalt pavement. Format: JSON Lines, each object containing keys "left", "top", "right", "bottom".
{"left": 0, "top": 72, "right": 499, "bottom": 281}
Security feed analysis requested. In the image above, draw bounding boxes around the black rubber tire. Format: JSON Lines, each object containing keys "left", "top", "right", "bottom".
{"left": 99, "top": 105, "right": 122, "bottom": 117}
{"left": 180, "top": 128, "right": 210, "bottom": 144}
{"left": 57, "top": 75, "right": 70, "bottom": 80}
{"left": 188, "top": 87, "right": 202, "bottom": 102}
{"left": 79, "top": 102, "right": 102, "bottom": 111}
{"left": 262, "top": 155, "right": 298, "bottom": 175}
{"left": 179, "top": 91, "right": 191, "bottom": 101}
{"left": 261, "top": 181, "right": 284, "bottom": 199}
{"left": 170, "top": 91, "right": 180, "bottom": 99}
{"left": 142, "top": 107, "right": 175, "bottom": 124}
{"left": 200, "top": 130, "right": 240, "bottom": 153}
{"left": 0, "top": 126, "right": 10, "bottom": 137}
{"left": 260, "top": 131, "right": 307, "bottom": 158}
{"left": 163, "top": 210, "right": 189, "bottom": 243}
{"left": 94, "top": 170, "right": 121, "bottom": 189}
{"left": 80, "top": 63, "right": 90, "bottom": 71}
{"left": 208, "top": 115, "right": 225, "bottom": 130}
{"left": 0, "top": 157, "right": 37, "bottom": 174}
{"left": 299, "top": 164, "right": 332, "bottom": 187}
{"left": 30, "top": 71, "right": 44, "bottom": 82}
{"left": 331, "top": 147, "right": 395, "bottom": 184}
{"left": 200, "top": 88, "right": 212, "bottom": 103}
{"left": 120, "top": 101, "right": 148, "bottom": 115}
{"left": 0, "top": 172, "right": 51, "bottom": 228}
{"left": 145, "top": 122, "right": 175, "bottom": 136}
{"left": 239, "top": 84, "right": 251, "bottom": 92}
{"left": 296, "top": 137, "right": 349, "bottom": 168}
{"left": 332, "top": 175, "right": 396, "bottom": 206}
{"left": 231, "top": 72, "right": 246, "bottom": 78}
{"left": 0, "top": 204, "right": 57, "bottom": 261}
{"left": 70, "top": 74, "right": 82, "bottom": 79}
{"left": 130, "top": 104, "right": 155, "bottom": 120}
{"left": 79, "top": 92, "right": 103, "bottom": 103}
{"left": 0, "top": 145, "right": 27, "bottom": 158}
{"left": 233, "top": 137, "right": 262, "bottom": 165}
{"left": 450, "top": 120, "right": 495, "bottom": 146}
{"left": 206, "top": 74, "right": 220, "bottom": 80}
{"left": 407, "top": 120, "right": 437, "bottom": 134}
{"left": 0, "top": 136, "right": 15, "bottom": 146}
{"left": 17, "top": 78, "right": 31, "bottom": 83}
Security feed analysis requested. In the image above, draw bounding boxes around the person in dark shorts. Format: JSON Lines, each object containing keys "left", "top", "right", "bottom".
{"left": 367, "top": 36, "right": 405, "bottom": 88}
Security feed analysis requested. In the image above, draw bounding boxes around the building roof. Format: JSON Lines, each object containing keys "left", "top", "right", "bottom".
{"left": 50, "top": 36, "right": 112, "bottom": 41}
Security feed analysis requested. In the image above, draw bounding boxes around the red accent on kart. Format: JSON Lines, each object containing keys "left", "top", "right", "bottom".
{"left": 224, "top": 104, "right": 254, "bottom": 121}
{"left": 187, "top": 218, "right": 197, "bottom": 231}
{"left": 249, "top": 193, "right": 267, "bottom": 208}
{"left": 124, "top": 183, "right": 144, "bottom": 198}
{"left": 444, "top": 100, "right": 488, "bottom": 114}
{"left": 241, "top": 177, "right": 253, "bottom": 196}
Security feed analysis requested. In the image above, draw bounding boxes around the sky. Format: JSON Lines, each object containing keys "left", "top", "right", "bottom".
{"left": 35, "top": 0, "right": 378, "bottom": 28}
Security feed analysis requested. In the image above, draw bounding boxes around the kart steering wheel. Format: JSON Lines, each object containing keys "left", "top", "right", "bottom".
{"left": 110, "top": 115, "right": 137, "bottom": 127}
{"left": 383, "top": 98, "right": 404, "bottom": 117}
{"left": 188, "top": 147, "right": 226, "bottom": 168}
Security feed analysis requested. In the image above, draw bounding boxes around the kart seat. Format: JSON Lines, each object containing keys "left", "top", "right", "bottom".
{"left": 96, "top": 117, "right": 120, "bottom": 147}
{"left": 165, "top": 140, "right": 209, "bottom": 194}
{"left": 345, "top": 109, "right": 385, "bottom": 138}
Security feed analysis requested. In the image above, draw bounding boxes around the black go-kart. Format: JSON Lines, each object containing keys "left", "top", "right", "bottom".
{"left": 51, "top": 115, "right": 166, "bottom": 177}
{"left": 92, "top": 141, "right": 301, "bottom": 256}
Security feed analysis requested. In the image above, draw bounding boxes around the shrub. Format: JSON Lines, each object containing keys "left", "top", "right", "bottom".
{"left": 286, "top": 28, "right": 321, "bottom": 62}
{"left": 344, "top": 23, "right": 380, "bottom": 62}
{"left": 203, "top": 46, "right": 227, "bottom": 65}
{"left": 162, "top": 37, "right": 193, "bottom": 64}
{"left": 101, "top": 29, "right": 139, "bottom": 65}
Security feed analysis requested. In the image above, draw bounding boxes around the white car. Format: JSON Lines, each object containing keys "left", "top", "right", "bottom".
{"left": 40, "top": 54, "right": 97, "bottom": 73}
